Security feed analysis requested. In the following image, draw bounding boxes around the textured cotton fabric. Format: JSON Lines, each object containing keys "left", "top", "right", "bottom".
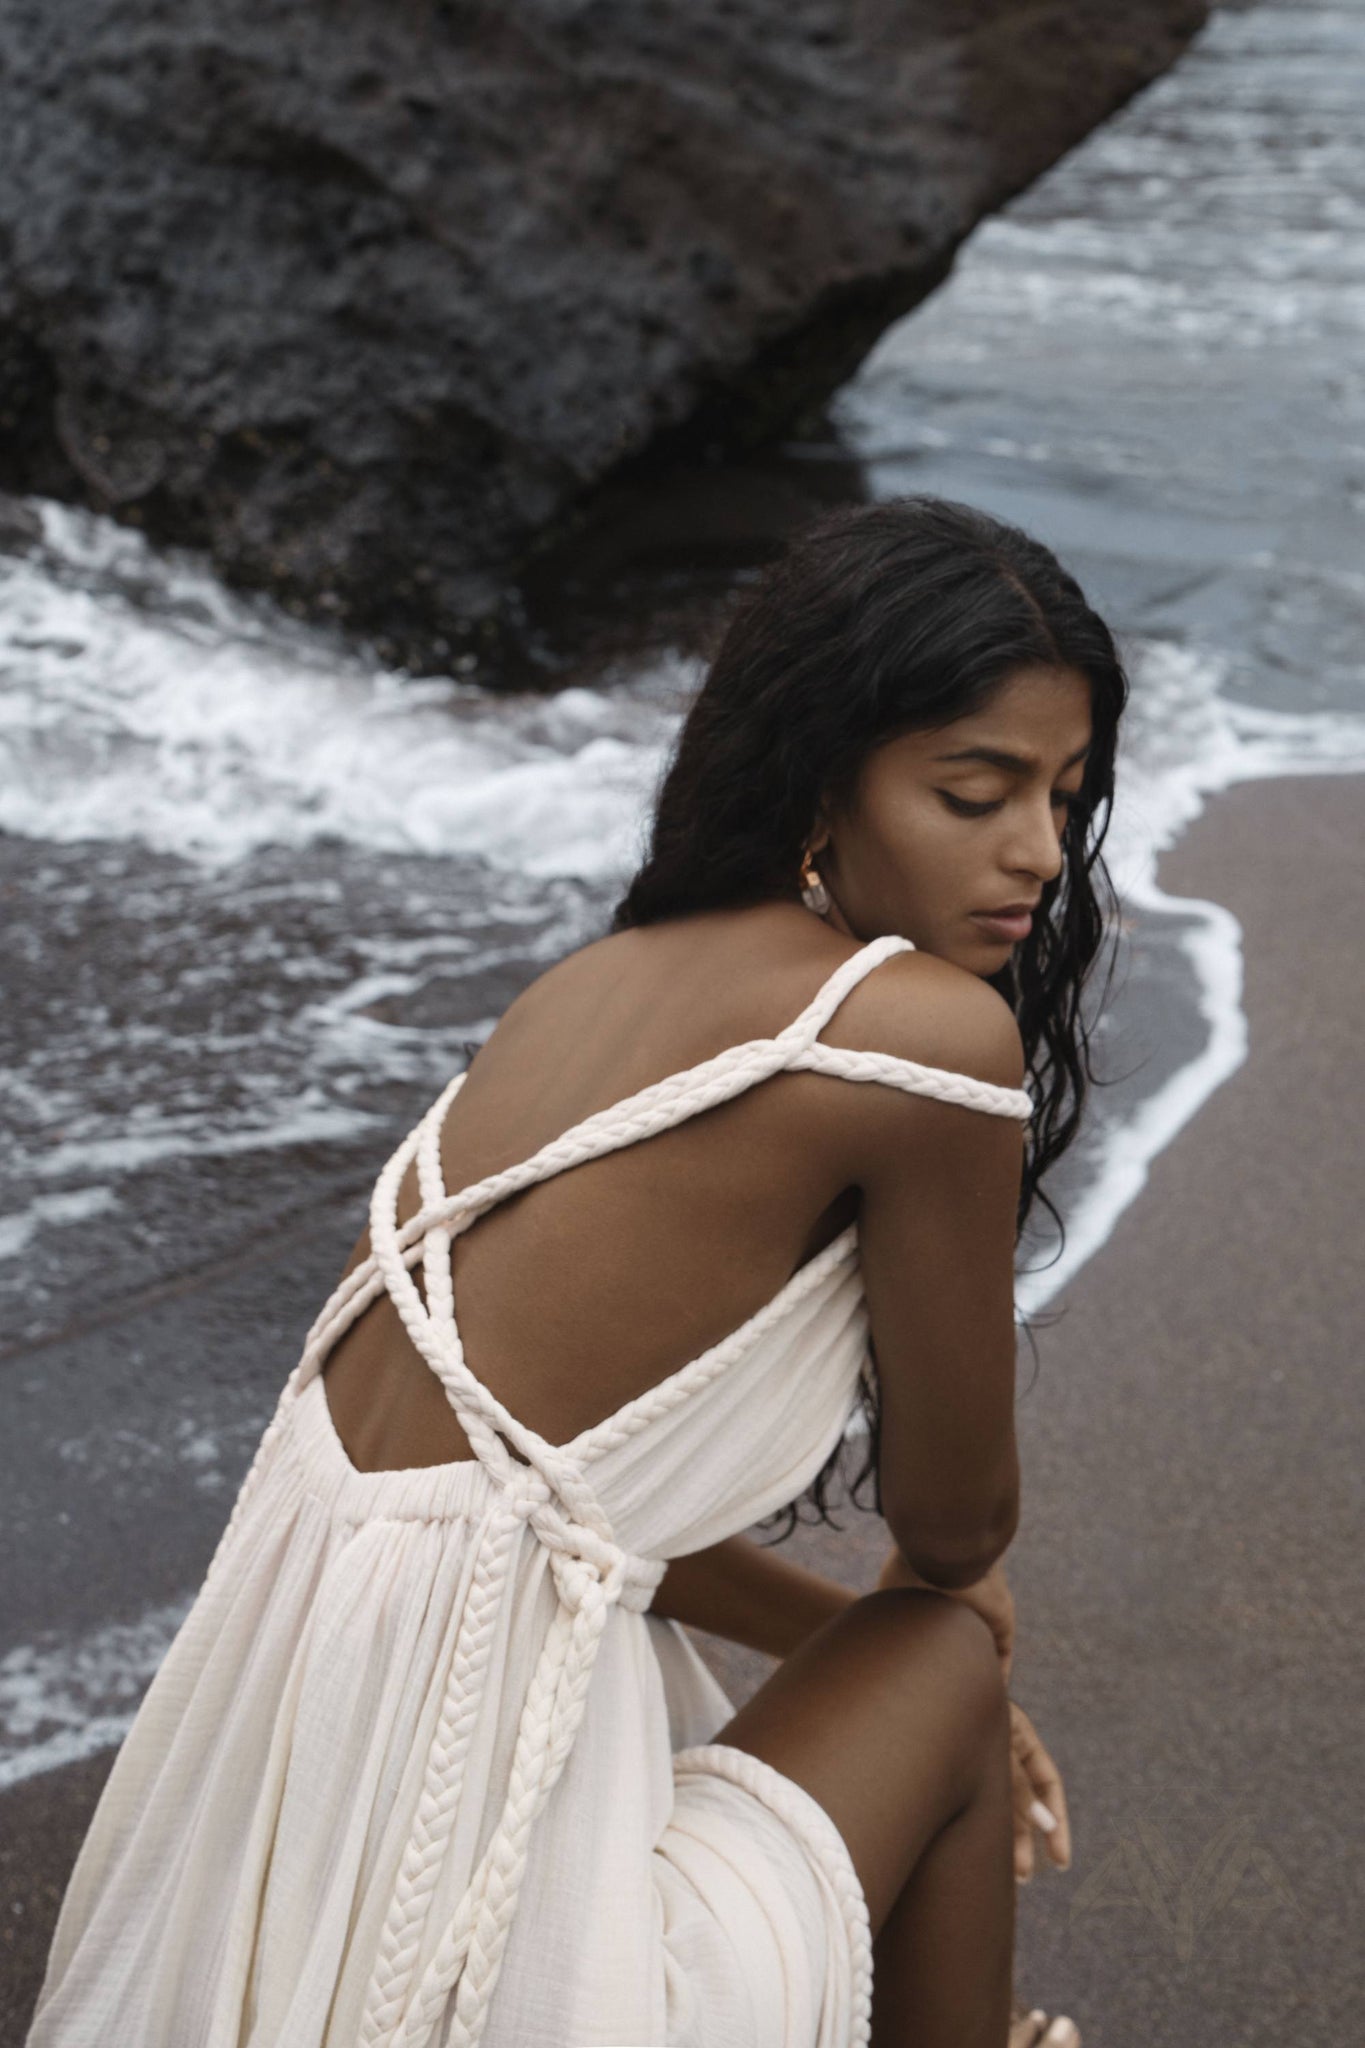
{"left": 28, "top": 933, "right": 1033, "bottom": 2048}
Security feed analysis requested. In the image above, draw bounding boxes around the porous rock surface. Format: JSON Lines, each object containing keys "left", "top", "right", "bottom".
{"left": 0, "top": 0, "right": 1208, "bottom": 668}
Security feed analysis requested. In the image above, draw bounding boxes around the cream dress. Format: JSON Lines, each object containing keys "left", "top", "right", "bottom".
{"left": 27, "top": 933, "right": 1032, "bottom": 2048}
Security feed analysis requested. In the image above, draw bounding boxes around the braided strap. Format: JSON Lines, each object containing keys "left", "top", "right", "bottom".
{"left": 348, "top": 940, "right": 921, "bottom": 1286}
{"left": 416, "top": 1073, "right": 464, "bottom": 1333}
{"left": 390, "top": 1550, "right": 627, "bottom": 2048}
{"left": 356, "top": 1493, "right": 528, "bottom": 2047}
{"left": 373, "top": 1034, "right": 798, "bottom": 1265}
{"left": 791, "top": 1040, "right": 1034, "bottom": 1122}
{"left": 672, "top": 1743, "right": 875, "bottom": 2047}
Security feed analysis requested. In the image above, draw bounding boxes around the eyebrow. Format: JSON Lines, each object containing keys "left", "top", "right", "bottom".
{"left": 931, "top": 743, "right": 1092, "bottom": 774}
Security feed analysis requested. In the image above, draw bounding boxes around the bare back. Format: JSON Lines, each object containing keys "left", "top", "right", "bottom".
{"left": 322, "top": 900, "right": 1027, "bottom": 1498}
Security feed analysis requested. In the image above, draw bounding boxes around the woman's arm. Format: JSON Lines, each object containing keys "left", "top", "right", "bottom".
{"left": 652, "top": 1534, "right": 858, "bottom": 1660}
{"left": 651, "top": 1534, "right": 1008, "bottom": 1662}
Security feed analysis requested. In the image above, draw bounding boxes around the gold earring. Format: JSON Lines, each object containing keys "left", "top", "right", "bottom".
{"left": 799, "top": 846, "right": 831, "bottom": 916}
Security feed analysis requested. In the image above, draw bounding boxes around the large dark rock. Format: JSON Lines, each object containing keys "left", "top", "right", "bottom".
{"left": 0, "top": 0, "right": 1208, "bottom": 672}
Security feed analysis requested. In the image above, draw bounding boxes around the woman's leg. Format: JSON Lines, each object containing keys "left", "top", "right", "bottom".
{"left": 707, "top": 1587, "right": 1067, "bottom": 2048}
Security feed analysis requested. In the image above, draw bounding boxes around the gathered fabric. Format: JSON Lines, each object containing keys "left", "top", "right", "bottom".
{"left": 28, "top": 932, "right": 1032, "bottom": 2048}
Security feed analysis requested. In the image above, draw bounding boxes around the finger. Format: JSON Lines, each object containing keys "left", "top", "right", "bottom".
{"left": 1022, "top": 1763, "right": 1069, "bottom": 1871}
{"left": 1008, "top": 1709, "right": 1039, "bottom": 1875}
{"left": 1029, "top": 1797, "right": 1059, "bottom": 1839}
{"left": 1010, "top": 1708, "right": 1072, "bottom": 1869}
{"left": 1024, "top": 1746, "right": 1071, "bottom": 1869}
{"left": 1010, "top": 1757, "right": 1037, "bottom": 1882}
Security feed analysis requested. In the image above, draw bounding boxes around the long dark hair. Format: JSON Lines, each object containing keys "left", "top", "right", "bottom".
{"left": 608, "top": 495, "right": 1129, "bottom": 1543}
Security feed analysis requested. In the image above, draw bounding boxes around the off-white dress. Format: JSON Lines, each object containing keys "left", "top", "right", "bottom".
{"left": 27, "top": 933, "right": 1033, "bottom": 2048}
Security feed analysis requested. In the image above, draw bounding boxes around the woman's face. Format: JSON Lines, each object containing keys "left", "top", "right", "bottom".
{"left": 811, "top": 664, "right": 1095, "bottom": 974}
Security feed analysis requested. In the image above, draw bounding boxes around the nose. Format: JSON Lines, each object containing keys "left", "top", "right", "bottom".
{"left": 1004, "top": 795, "right": 1068, "bottom": 887}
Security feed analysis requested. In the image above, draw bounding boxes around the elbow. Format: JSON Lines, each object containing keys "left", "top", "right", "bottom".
{"left": 889, "top": 1490, "right": 1019, "bottom": 1592}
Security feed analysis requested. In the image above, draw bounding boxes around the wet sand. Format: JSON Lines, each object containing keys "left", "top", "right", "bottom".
{"left": 3, "top": 769, "right": 1361, "bottom": 2045}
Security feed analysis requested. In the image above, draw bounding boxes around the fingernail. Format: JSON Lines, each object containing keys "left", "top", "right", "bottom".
{"left": 1029, "top": 1799, "right": 1058, "bottom": 1832}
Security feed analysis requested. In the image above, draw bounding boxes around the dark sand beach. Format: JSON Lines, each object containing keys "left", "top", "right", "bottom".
{"left": 3, "top": 768, "right": 1360, "bottom": 2044}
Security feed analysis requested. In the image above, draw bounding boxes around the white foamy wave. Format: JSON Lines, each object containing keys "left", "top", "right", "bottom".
{"left": 26, "top": 1095, "right": 387, "bottom": 1185}
{"left": 1016, "top": 635, "right": 1365, "bottom": 1317}
{"left": 0, "top": 1602, "right": 190, "bottom": 1791}
{"left": 897, "top": 6, "right": 1365, "bottom": 358}
{"left": 0, "top": 501, "right": 690, "bottom": 877}
{"left": 1106, "top": 636, "right": 1365, "bottom": 886}
{"left": 0, "top": 1185, "right": 117, "bottom": 1261}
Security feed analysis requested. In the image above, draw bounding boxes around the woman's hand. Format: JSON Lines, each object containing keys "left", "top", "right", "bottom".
{"left": 1009, "top": 1699, "right": 1072, "bottom": 1882}
{"left": 874, "top": 1548, "right": 1070, "bottom": 1881}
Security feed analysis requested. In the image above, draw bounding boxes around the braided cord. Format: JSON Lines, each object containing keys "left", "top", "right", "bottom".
{"left": 357, "top": 1493, "right": 527, "bottom": 2047}
{"left": 353, "top": 1038, "right": 668, "bottom": 2048}
{"left": 791, "top": 1040, "right": 1034, "bottom": 1122}
{"left": 674, "top": 1743, "right": 875, "bottom": 2046}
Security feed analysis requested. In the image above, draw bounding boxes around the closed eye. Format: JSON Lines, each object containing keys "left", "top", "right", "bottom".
{"left": 937, "top": 791, "right": 1086, "bottom": 820}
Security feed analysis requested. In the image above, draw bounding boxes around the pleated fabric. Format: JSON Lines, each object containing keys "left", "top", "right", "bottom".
{"left": 27, "top": 933, "right": 1033, "bottom": 2048}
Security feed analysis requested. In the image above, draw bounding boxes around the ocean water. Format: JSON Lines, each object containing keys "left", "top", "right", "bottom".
{"left": 4, "top": 0, "right": 1365, "bottom": 1786}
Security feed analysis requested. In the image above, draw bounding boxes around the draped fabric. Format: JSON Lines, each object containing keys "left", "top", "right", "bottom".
{"left": 28, "top": 933, "right": 1032, "bottom": 2048}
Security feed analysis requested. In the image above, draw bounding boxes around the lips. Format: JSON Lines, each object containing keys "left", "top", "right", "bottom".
{"left": 970, "top": 906, "right": 1036, "bottom": 941}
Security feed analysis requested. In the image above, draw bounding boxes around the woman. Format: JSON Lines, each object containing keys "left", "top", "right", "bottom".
{"left": 27, "top": 495, "right": 1122, "bottom": 2048}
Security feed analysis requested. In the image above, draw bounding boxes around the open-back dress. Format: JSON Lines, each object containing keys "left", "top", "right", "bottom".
{"left": 26, "top": 932, "right": 1033, "bottom": 2048}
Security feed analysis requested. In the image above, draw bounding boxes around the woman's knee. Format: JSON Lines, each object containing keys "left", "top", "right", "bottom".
{"left": 855, "top": 1587, "right": 1008, "bottom": 1750}
{"left": 704, "top": 1583, "right": 1009, "bottom": 1936}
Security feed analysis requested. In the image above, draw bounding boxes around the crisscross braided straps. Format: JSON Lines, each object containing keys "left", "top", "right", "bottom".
{"left": 352, "top": 1083, "right": 665, "bottom": 2048}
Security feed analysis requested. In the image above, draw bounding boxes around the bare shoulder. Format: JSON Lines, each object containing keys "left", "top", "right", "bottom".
{"left": 830, "top": 946, "right": 1027, "bottom": 1095}
{"left": 482, "top": 910, "right": 1025, "bottom": 1109}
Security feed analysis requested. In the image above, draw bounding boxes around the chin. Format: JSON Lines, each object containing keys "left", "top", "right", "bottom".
{"left": 964, "top": 934, "right": 1015, "bottom": 973}
{"left": 930, "top": 944, "right": 987, "bottom": 978}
